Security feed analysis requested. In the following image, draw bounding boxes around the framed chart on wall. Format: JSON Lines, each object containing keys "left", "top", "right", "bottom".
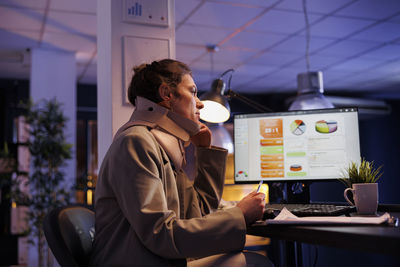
{"left": 122, "top": 36, "right": 170, "bottom": 105}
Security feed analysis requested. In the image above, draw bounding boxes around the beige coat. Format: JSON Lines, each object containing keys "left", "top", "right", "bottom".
{"left": 90, "top": 98, "right": 246, "bottom": 267}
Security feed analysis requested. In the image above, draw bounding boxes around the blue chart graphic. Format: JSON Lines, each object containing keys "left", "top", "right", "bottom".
{"left": 128, "top": 2, "right": 142, "bottom": 16}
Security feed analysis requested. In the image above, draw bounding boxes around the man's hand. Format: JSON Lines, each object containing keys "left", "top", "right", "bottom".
{"left": 236, "top": 191, "right": 265, "bottom": 225}
{"left": 190, "top": 123, "right": 211, "bottom": 147}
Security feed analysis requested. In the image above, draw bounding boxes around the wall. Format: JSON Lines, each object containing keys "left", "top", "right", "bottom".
{"left": 97, "top": 0, "right": 175, "bottom": 164}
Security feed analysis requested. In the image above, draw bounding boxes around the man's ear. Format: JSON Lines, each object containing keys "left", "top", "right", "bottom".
{"left": 158, "top": 83, "right": 171, "bottom": 101}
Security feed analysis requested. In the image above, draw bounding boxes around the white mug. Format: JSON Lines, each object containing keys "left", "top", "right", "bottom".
{"left": 344, "top": 183, "right": 378, "bottom": 215}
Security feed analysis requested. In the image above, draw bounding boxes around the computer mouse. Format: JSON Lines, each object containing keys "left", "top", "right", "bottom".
{"left": 262, "top": 208, "right": 277, "bottom": 220}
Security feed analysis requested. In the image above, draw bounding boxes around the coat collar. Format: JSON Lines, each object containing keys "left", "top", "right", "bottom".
{"left": 114, "top": 97, "right": 201, "bottom": 171}
{"left": 131, "top": 96, "right": 200, "bottom": 142}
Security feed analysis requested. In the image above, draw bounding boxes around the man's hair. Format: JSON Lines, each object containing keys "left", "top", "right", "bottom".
{"left": 127, "top": 59, "right": 192, "bottom": 105}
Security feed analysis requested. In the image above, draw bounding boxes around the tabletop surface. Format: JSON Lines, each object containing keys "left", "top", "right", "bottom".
{"left": 247, "top": 210, "right": 400, "bottom": 256}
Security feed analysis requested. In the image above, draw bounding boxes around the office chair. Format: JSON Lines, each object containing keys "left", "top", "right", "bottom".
{"left": 43, "top": 206, "right": 95, "bottom": 267}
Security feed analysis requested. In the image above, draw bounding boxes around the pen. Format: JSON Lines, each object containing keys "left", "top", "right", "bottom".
{"left": 256, "top": 180, "right": 263, "bottom": 193}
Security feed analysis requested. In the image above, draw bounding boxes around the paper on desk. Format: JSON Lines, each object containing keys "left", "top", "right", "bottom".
{"left": 263, "top": 208, "right": 391, "bottom": 225}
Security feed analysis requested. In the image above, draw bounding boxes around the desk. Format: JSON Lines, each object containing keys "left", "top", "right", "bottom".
{"left": 247, "top": 211, "right": 400, "bottom": 266}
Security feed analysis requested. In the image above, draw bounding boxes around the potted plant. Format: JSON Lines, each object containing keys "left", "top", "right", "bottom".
{"left": 340, "top": 158, "right": 383, "bottom": 188}
{"left": 25, "top": 98, "right": 73, "bottom": 267}
{"left": 340, "top": 158, "right": 383, "bottom": 214}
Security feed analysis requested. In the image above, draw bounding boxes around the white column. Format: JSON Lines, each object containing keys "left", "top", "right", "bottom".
{"left": 28, "top": 48, "right": 76, "bottom": 266}
{"left": 97, "top": 0, "right": 175, "bottom": 163}
{"left": 30, "top": 48, "right": 77, "bottom": 186}
{"left": 30, "top": 48, "right": 77, "bottom": 185}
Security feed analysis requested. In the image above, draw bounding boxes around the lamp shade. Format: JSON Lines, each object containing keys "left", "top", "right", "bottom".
{"left": 289, "top": 71, "right": 334, "bottom": 111}
{"left": 200, "top": 79, "right": 231, "bottom": 123}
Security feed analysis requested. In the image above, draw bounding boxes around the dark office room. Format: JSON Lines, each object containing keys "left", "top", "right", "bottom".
{"left": 1, "top": 0, "right": 400, "bottom": 266}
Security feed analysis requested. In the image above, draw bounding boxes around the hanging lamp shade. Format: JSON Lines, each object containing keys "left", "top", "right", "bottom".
{"left": 289, "top": 71, "right": 334, "bottom": 111}
{"left": 200, "top": 79, "right": 231, "bottom": 123}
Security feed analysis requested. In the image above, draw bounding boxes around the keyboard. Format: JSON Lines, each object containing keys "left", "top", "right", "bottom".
{"left": 264, "top": 203, "right": 356, "bottom": 217}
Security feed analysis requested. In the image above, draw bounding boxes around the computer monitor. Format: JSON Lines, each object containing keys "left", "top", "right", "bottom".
{"left": 234, "top": 108, "right": 361, "bottom": 184}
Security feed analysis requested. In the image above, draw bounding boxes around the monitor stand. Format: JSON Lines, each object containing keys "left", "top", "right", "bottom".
{"left": 268, "top": 182, "right": 310, "bottom": 204}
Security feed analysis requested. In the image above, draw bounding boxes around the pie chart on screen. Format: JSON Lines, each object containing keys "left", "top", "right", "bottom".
{"left": 315, "top": 120, "right": 337, "bottom": 133}
{"left": 290, "top": 120, "right": 306, "bottom": 135}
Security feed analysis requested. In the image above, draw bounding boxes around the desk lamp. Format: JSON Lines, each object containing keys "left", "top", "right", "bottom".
{"left": 200, "top": 78, "right": 231, "bottom": 123}
{"left": 200, "top": 69, "right": 273, "bottom": 123}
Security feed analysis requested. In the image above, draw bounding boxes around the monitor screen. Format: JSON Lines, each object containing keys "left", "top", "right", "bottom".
{"left": 234, "top": 108, "right": 361, "bottom": 183}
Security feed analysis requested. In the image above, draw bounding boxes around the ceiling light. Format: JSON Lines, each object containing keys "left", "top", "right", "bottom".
{"left": 289, "top": 71, "right": 334, "bottom": 110}
{"left": 289, "top": 0, "right": 334, "bottom": 111}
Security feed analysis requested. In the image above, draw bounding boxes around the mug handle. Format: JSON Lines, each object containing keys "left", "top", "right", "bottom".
{"left": 344, "top": 188, "right": 355, "bottom": 206}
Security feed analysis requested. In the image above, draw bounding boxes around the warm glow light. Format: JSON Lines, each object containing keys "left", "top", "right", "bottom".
{"left": 222, "top": 184, "right": 269, "bottom": 203}
{"left": 200, "top": 100, "right": 230, "bottom": 123}
{"left": 87, "top": 189, "right": 93, "bottom": 205}
{"left": 257, "top": 184, "right": 269, "bottom": 203}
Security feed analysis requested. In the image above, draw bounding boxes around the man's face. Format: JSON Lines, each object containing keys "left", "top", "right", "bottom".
{"left": 170, "top": 74, "right": 204, "bottom": 122}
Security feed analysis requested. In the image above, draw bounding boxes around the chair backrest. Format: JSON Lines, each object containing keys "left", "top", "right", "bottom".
{"left": 43, "top": 206, "right": 95, "bottom": 267}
